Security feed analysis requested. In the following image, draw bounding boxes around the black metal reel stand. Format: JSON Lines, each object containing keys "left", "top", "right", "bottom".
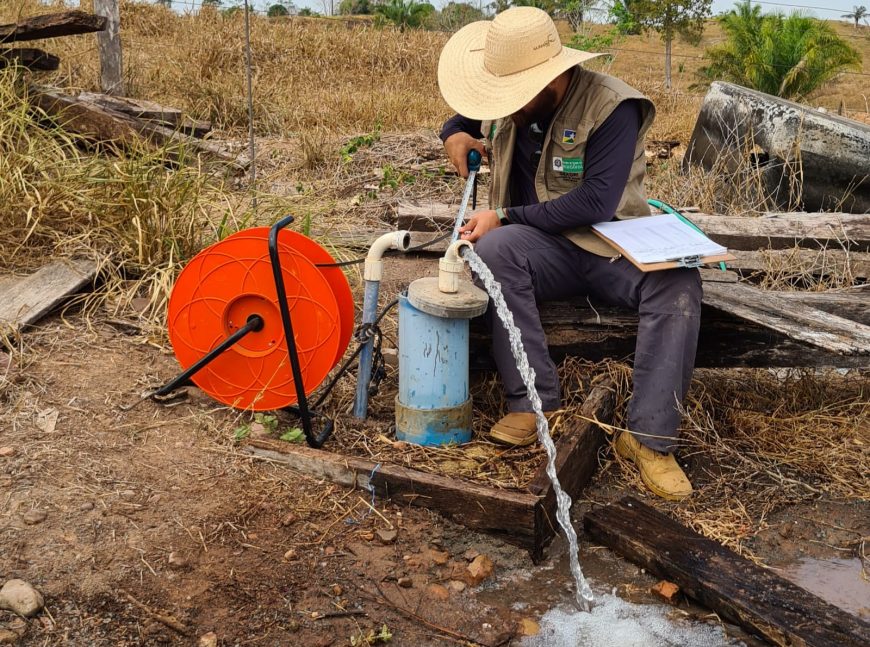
{"left": 122, "top": 216, "right": 334, "bottom": 449}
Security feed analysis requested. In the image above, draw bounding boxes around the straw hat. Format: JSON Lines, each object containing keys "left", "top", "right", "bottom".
{"left": 438, "top": 7, "right": 602, "bottom": 121}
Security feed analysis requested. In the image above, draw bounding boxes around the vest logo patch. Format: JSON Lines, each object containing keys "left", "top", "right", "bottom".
{"left": 562, "top": 129, "right": 576, "bottom": 144}
{"left": 552, "top": 156, "right": 583, "bottom": 174}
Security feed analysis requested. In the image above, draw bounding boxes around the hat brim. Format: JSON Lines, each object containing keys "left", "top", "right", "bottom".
{"left": 438, "top": 21, "right": 603, "bottom": 122}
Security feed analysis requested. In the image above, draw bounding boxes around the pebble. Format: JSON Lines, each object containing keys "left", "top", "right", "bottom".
{"left": 22, "top": 510, "right": 47, "bottom": 525}
{"left": 331, "top": 584, "right": 343, "bottom": 596}
{"left": 0, "top": 580, "right": 45, "bottom": 617}
{"left": 518, "top": 618, "right": 540, "bottom": 637}
{"left": 283, "top": 549, "right": 297, "bottom": 561}
{"left": 79, "top": 502, "right": 94, "bottom": 511}
{"left": 462, "top": 548, "right": 480, "bottom": 561}
{"left": 0, "top": 629, "right": 19, "bottom": 645}
{"left": 198, "top": 631, "right": 218, "bottom": 647}
{"left": 168, "top": 552, "right": 189, "bottom": 570}
{"left": 425, "top": 583, "right": 449, "bottom": 601}
{"left": 0, "top": 447, "right": 15, "bottom": 458}
{"left": 446, "top": 580, "right": 466, "bottom": 593}
{"left": 466, "top": 554, "right": 494, "bottom": 585}
{"left": 427, "top": 549, "right": 450, "bottom": 566}
{"left": 397, "top": 577, "right": 413, "bottom": 588}
{"left": 376, "top": 529, "right": 398, "bottom": 545}
{"left": 281, "top": 512, "right": 297, "bottom": 526}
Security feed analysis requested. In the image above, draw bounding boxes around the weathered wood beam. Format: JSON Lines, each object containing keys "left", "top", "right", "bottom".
{"left": 94, "top": 0, "right": 123, "bottom": 96}
{"left": 529, "top": 384, "right": 614, "bottom": 559}
{"left": 78, "top": 92, "right": 212, "bottom": 138}
{"left": 584, "top": 497, "right": 870, "bottom": 647}
{"left": 0, "top": 47, "right": 59, "bottom": 71}
{"left": 0, "top": 259, "right": 98, "bottom": 335}
{"left": 244, "top": 440, "right": 541, "bottom": 554}
{"left": 0, "top": 10, "right": 106, "bottom": 44}
{"left": 395, "top": 202, "right": 870, "bottom": 252}
{"left": 702, "top": 281, "right": 870, "bottom": 355}
{"left": 29, "top": 86, "right": 247, "bottom": 170}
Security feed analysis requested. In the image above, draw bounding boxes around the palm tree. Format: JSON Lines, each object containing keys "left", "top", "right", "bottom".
{"left": 375, "top": 0, "right": 435, "bottom": 31}
{"left": 842, "top": 5, "right": 868, "bottom": 30}
{"left": 698, "top": 1, "right": 862, "bottom": 100}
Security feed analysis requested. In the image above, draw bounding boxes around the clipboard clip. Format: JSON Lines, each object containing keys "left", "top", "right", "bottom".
{"left": 676, "top": 255, "right": 703, "bottom": 269}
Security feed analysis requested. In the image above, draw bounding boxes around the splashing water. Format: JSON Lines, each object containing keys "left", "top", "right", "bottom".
{"left": 463, "top": 248, "right": 595, "bottom": 611}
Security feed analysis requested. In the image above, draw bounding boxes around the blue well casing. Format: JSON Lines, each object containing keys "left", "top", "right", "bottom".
{"left": 395, "top": 293, "right": 472, "bottom": 445}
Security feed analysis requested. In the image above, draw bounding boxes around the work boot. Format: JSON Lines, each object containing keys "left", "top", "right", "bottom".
{"left": 613, "top": 431, "right": 693, "bottom": 501}
{"left": 490, "top": 411, "right": 559, "bottom": 447}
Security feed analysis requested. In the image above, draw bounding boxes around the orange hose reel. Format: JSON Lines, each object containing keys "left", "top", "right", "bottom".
{"left": 167, "top": 227, "right": 353, "bottom": 411}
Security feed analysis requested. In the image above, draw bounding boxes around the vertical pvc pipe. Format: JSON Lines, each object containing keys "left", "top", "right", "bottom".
{"left": 352, "top": 279, "right": 380, "bottom": 419}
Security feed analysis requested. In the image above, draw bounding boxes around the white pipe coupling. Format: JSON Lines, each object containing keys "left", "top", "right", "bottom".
{"left": 439, "top": 240, "right": 473, "bottom": 294}
{"left": 363, "top": 230, "right": 411, "bottom": 281}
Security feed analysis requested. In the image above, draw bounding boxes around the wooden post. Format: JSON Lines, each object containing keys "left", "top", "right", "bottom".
{"left": 94, "top": 0, "right": 123, "bottom": 96}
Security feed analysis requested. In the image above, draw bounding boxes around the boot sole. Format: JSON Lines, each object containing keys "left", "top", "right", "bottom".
{"left": 489, "top": 429, "right": 537, "bottom": 447}
{"left": 613, "top": 433, "right": 692, "bottom": 502}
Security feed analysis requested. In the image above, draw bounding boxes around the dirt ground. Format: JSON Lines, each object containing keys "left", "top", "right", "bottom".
{"left": 1, "top": 304, "right": 867, "bottom": 647}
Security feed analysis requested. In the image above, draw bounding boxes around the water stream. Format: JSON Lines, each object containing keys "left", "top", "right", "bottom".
{"left": 463, "top": 248, "right": 595, "bottom": 611}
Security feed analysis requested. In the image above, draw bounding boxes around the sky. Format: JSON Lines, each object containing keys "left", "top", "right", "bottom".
{"left": 162, "top": 0, "right": 862, "bottom": 22}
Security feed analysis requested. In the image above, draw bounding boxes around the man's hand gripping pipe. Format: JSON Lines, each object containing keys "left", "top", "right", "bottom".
{"left": 449, "top": 149, "right": 482, "bottom": 245}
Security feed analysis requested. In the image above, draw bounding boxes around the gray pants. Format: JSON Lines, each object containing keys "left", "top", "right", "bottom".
{"left": 474, "top": 225, "right": 702, "bottom": 453}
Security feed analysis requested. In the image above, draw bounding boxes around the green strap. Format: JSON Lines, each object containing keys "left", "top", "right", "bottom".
{"left": 647, "top": 199, "right": 727, "bottom": 272}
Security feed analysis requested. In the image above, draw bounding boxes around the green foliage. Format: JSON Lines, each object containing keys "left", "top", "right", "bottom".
{"left": 842, "top": 5, "right": 868, "bottom": 30}
{"left": 279, "top": 427, "right": 305, "bottom": 443}
{"left": 350, "top": 624, "right": 393, "bottom": 646}
{"left": 631, "top": 0, "right": 710, "bottom": 44}
{"left": 560, "top": 0, "right": 603, "bottom": 32}
{"left": 232, "top": 413, "right": 278, "bottom": 442}
{"left": 379, "top": 164, "right": 415, "bottom": 190}
{"left": 339, "top": 0, "right": 373, "bottom": 15}
{"left": 267, "top": 3, "right": 290, "bottom": 17}
{"left": 375, "top": 0, "right": 435, "bottom": 31}
{"left": 568, "top": 26, "right": 619, "bottom": 52}
{"left": 698, "top": 1, "right": 862, "bottom": 100}
{"left": 610, "top": 0, "right": 640, "bottom": 35}
{"left": 298, "top": 7, "right": 317, "bottom": 15}
{"left": 339, "top": 122, "right": 382, "bottom": 162}
{"left": 433, "top": 1, "right": 485, "bottom": 30}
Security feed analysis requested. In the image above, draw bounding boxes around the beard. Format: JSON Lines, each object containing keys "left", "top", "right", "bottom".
{"left": 510, "top": 84, "right": 559, "bottom": 129}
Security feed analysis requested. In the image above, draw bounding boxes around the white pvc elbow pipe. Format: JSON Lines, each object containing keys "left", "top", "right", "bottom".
{"left": 439, "top": 239, "right": 473, "bottom": 294}
{"left": 364, "top": 231, "right": 412, "bottom": 281}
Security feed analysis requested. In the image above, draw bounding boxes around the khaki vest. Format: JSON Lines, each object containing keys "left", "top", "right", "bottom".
{"left": 482, "top": 67, "right": 656, "bottom": 256}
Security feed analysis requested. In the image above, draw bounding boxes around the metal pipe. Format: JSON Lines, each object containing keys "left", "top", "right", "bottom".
{"left": 353, "top": 230, "right": 411, "bottom": 419}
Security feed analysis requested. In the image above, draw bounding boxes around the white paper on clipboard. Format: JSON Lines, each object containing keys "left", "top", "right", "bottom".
{"left": 591, "top": 214, "right": 727, "bottom": 264}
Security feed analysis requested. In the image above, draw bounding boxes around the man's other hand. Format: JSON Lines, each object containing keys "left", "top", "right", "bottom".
{"left": 444, "top": 132, "right": 486, "bottom": 178}
{"left": 459, "top": 210, "right": 500, "bottom": 243}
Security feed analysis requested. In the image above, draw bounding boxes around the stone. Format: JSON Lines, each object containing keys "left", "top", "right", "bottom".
{"left": 283, "top": 549, "right": 297, "bottom": 561}
{"left": 198, "top": 631, "right": 218, "bottom": 647}
{"left": 466, "top": 554, "right": 494, "bottom": 585}
{"left": 446, "top": 580, "right": 466, "bottom": 593}
{"left": 462, "top": 548, "right": 480, "bottom": 561}
{"left": 651, "top": 580, "right": 680, "bottom": 604}
{"left": 518, "top": 618, "right": 540, "bottom": 636}
{"left": 281, "top": 512, "right": 297, "bottom": 526}
{"left": 0, "top": 580, "right": 45, "bottom": 617}
{"left": 426, "top": 549, "right": 450, "bottom": 566}
{"left": 376, "top": 529, "right": 397, "bottom": 545}
{"left": 397, "top": 577, "right": 413, "bottom": 589}
{"left": 331, "top": 584, "right": 343, "bottom": 596}
{"left": 79, "top": 501, "right": 94, "bottom": 511}
{"left": 22, "top": 510, "right": 47, "bottom": 525}
{"left": 426, "top": 583, "right": 449, "bottom": 601}
{"left": 0, "top": 447, "right": 15, "bottom": 458}
{"left": 0, "top": 629, "right": 19, "bottom": 645}
{"left": 168, "top": 552, "right": 189, "bottom": 570}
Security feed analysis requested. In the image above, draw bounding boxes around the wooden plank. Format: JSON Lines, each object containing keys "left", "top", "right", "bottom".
{"left": 728, "top": 249, "right": 870, "bottom": 280}
{"left": 702, "top": 281, "right": 870, "bottom": 355}
{"left": 94, "top": 0, "right": 123, "bottom": 95}
{"left": 0, "top": 259, "right": 98, "bottom": 334}
{"left": 528, "top": 384, "right": 614, "bottom": 559}
{"left": 244, "top": 440, "right": 541, "bottom": 554}
{"left": 0, "top": 47, "right": 60, "bottom": 71}
{"left": 395, "top": 202, "right": 870, "bottom": 252}
{"left": 77, "top": 92, "right": 212, "bottom": 137}
{"left": 584, "top": 497, "right": 870, "bottom": 647}
{"left": 0, "top": 10, "right": 106, "bottom": 43}
{"left": 30, "top": 86, "right": 248, "bottom": 169}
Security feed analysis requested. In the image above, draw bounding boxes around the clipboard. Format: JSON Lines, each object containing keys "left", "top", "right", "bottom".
{"left": 591, "top": 214, "right": 735, "bottom": 273}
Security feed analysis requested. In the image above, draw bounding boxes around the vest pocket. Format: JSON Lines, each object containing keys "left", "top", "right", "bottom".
{"left": 546, "top": 130, "right": 587, "bottom": 194}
